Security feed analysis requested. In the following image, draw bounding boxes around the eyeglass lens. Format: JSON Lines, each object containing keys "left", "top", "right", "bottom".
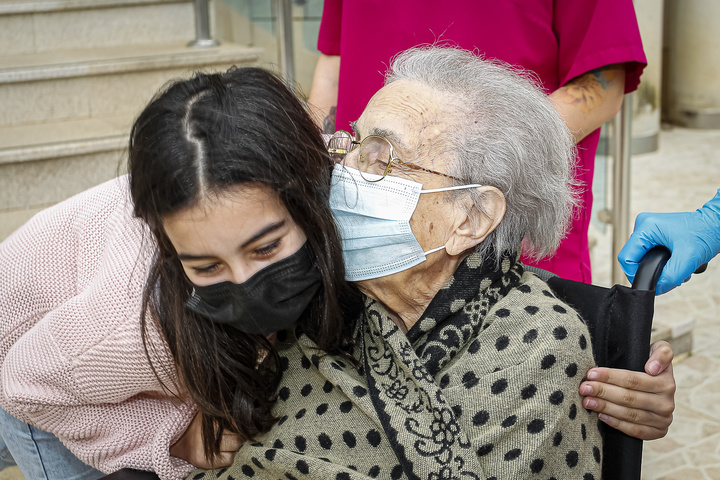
{"left": 328, "top": 132, "right": 354, "bottom": 163}
{"left": 357, "top": 137, "right": 392, "bottom": 177}
{"left": 329, "top": 132, "right": 394, "bottom": 180}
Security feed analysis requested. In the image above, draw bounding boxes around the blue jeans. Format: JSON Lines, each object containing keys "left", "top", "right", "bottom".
{"left": 0, "top": 435, "right": 15, "bottom": 470}
{"left": 0, "top": 407, "right": 104, "bottom": 479}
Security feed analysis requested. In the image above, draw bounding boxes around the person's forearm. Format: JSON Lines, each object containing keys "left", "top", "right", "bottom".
{"left": 308, "top": 54, "right": 340, "bottom": 133}
{"left": 549, "top": 64, "right": 626, "bottom": 143}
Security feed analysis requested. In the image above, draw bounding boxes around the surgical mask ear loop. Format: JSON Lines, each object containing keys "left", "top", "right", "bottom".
{"left": 423, "top": 245, "right": 446, "bottom": 256}
{"left": 419, "top": 184, "right": 483, "bottom": 194}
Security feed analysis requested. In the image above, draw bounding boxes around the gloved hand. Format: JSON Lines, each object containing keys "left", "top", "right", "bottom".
{"left": 619, "top": 189, "right": 720, "bottom": 294}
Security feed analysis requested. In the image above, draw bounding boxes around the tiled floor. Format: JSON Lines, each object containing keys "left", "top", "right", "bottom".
{"left": 589, "top": 126, "right": 720, "bottom": 479}
{"left": 1, "top": 127, "right": 718, "bottom": 480}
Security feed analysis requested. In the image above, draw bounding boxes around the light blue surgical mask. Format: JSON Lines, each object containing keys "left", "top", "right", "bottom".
{"left": 330, "top": 165, "right": 483, "bottom": 281}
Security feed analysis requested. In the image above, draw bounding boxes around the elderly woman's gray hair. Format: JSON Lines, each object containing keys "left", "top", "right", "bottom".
{"left": 385, "top": 46, "right": 579, "bottom": 262}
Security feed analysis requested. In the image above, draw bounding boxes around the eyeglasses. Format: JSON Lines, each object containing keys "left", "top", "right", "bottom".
{"left": 328, "top": 130, "right": 462, "bottom": 183}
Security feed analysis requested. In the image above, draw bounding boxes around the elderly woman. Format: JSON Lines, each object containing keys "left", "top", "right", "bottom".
{"left": 196, "top": 46, "right": 602, "bottom": 480}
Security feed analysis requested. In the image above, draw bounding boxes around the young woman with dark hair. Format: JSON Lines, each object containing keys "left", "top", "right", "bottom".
{"left": 127, "top": 66, "right": 358, "bottom": 463}
{"left": 0, "top": 66, "right": 358, "bottom": 480}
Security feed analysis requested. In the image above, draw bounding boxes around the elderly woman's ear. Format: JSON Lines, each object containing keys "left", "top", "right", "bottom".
{"left": 445, "top": 186, "right": 506, "bottom": 256}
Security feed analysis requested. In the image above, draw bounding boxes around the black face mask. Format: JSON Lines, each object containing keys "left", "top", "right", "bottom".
{"left": 185, "top": 242, "right": 322, "bottom": 335}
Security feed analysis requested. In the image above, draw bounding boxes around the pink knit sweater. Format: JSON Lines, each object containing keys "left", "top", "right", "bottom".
{"left": 0, "top": 176, "right": 196, "bottom": 479}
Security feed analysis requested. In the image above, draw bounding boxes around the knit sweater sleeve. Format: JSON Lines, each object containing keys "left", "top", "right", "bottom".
{"left": 0, "top": 177, "right": 196, "bottom": 479}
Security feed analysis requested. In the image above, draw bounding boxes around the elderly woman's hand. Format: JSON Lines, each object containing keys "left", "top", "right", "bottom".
{"left": 578, "top": 341, "right": 675, "bottom": 440}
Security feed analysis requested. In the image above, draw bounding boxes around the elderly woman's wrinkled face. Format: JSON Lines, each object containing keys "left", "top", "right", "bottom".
{"left": 346, "top": 81, "right": 468, "bottom": 287}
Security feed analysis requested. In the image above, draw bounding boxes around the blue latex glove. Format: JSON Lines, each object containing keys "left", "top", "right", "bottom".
{"left": 619, "top": 189, "right": 720, "bottom": 294}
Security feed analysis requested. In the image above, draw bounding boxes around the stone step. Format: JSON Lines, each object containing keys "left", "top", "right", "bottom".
{"left": 0, "top": 0, "right": 194, "bottom": 54}
{"left": 0, "top": 119, "right": 128, "bottom": 240}
{"left": 0, "top": 0, "right": 186, "bottom": 15}
{"left": 0, "top": 41, "right": 261, "bottom": 241}
{"left": 0, "top": 113, "right": 138, "bottom": 236}
{"left": 0, "top": 114, "right": 129, "bottom": 167}
{"left": 650, "top": 300, "right": 697, "bottom": 358}
{"left": 0, "top": 41, "right": 261, "bottom": 127}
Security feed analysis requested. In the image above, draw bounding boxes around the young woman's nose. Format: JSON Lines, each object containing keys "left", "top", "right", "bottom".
{"left": 228, "top": 262, "right": 253, "bottom": 285}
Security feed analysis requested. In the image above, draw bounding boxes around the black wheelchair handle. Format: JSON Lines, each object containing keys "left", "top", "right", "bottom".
{"left": 631, "top": 246, "right": 710, "bottom": 291}
{"left": 631, "top": 246, "right": 671, "bottom": 291}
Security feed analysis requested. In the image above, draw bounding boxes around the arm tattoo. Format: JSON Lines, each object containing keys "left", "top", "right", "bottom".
{"left": 322, "top": 106, "right": 337, "bottom": 134}
{"left": 554, "top": 66, "right": 620, "bottom": 113}
{"left": 590, "top": 65, "right": 615, "bottom": 89}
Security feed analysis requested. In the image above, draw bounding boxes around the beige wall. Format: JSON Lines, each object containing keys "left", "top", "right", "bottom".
{"left": 633, "top": 0, "right": 664, "bottom": 150}
{"left": 663, "top": 0, "right": 720, "bottom": 128}
{"left": 213, "top": 1, "right": 321, "bottom": 96}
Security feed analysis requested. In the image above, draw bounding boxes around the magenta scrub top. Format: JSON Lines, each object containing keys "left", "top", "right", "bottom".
{"left": 318, "top": 0, "right": 647, "bottom": 283}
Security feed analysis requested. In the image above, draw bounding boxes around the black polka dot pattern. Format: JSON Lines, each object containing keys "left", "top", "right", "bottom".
{"left": 241, "top": 464, "right": 254, "bottom": 476}
{"left": 491, "top": 378, "right": 508, "bottom": 394}
{"left": 541, "top": 354, "right": 556, "bottom": 369}
{"left": 301, "top": 356, "right": 312, "bottom": 369}
{"left": 477, "top": 444, "right": 494, "bottom": 456}
{"left": 501, "top": 415, "right": 517, "bottom": 428}
{"left": 318, "top": 433, "right": 332, "bottom": 449}
{"left": 549, "top": 390, "right": 565, "bottom": 405}
{"left": 463, "top": 371, "right": 480, "bottom": 388}
{"left": 504, "top": 448, "right": 522, "bottom": 461}
{"left": 473, "top": 410, "right": 490, "bottom": 426}
{"left": 342, "top": 431, "right": 356, "bottom": 448}
{"left": 566, "top": 450, "right": 579, "bottom": 468}
{"left": 296, "top": 460, "right": 309, "bottom": 474}
{"left": 366, "top": 430, "right": 382, "bottom": 447}
{"left": 495, "top": 335, "right": 510, "bottom": 350}
{"left": 278, "top": 387, "right": 291, "bottom": 401}
{"left": 553, "top": 326, "right": 568, "bottom": 339}
{"left": 527, "top": 419, "right": 545, "bottom": 434}
{"left": 523, "top": 329, "right": 538, "bottom": 343}
{"left": 521, "top": 384, "right": 537, "bottom": 400}
{"left": 205, "top": 261, "right": 601, "bottom": 480}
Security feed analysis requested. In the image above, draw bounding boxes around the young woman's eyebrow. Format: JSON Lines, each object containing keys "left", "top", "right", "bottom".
{"left": 176, "top": 220, "right": 286, "bottom": 261}
{"left": 177, "top": 253, "right": 215, "bottom": 261}
{"left": 240, "top": 220, "right": 286, "bottom": 248}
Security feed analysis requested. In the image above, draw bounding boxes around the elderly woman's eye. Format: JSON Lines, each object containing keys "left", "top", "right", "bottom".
{"left": 358, "top": 151, "right": 385, "bottom": 173}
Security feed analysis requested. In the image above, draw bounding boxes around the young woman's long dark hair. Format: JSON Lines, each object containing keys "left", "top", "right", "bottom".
{"left": 127, "top": 66, "right": 357, "bottom": 460}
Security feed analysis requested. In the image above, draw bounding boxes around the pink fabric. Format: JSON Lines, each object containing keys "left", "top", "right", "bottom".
{"left": 318, "top": 0, "right": 647, "bottom": 282}
{"left": 0, "top": 176, "right": 196, "bottom": 479}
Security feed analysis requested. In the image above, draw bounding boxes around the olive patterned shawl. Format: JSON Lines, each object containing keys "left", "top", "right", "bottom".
{"left": 190, "top": 252, "right": 602, "bottom": 480}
